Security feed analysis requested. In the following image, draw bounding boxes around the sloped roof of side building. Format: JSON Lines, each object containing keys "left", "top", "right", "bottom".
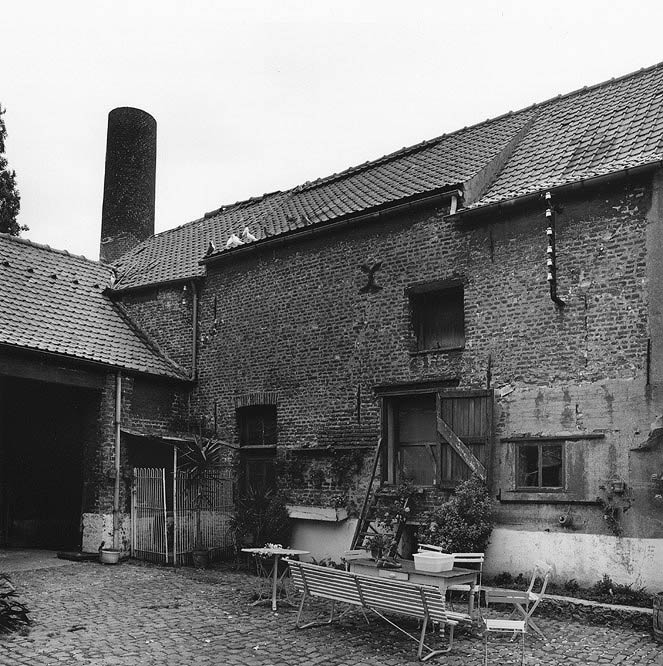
{"left": 0, "top": 233, "right": 189, "bottom": 380}
{"left": 113, "top": 62, "right": 663, "bottom": 292}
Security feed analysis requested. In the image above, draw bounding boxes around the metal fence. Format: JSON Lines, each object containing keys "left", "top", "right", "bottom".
{"left": 131, "top": 467, "right": 234, "bottom": 566}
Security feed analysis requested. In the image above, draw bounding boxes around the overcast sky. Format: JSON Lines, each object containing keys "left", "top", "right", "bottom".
{"left": 3, "top": 1, "right": 663, "bottom": 260}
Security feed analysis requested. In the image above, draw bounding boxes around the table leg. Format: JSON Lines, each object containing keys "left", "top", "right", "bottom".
{"left": 468, "top": 581, "right": 475, "bottom": 616}
{"left": 272, "top": 555, "right": 280, "bottom": 611}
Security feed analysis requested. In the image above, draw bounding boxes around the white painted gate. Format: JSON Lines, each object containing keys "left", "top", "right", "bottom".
{"left": 131, "top": 467, "right": 234, "bottom": 566}
{"left": 131, "top": 467, "right": 169, "bottom": 564}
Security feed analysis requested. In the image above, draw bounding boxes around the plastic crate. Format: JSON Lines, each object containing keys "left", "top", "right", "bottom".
{"left": 413, "top": 551, "right": 454, "bottom": 572}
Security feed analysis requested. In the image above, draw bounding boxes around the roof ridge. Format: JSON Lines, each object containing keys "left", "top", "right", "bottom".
{"left": 115, "top": 190, "right": 285, "bottom": 265}
{"left": 515, "top": 60, "right": 663, "bottom": 113}
{"left": 0, "top": 232, "right": 102, "bottom": 268}
{"left": 296, "top": 62, "right": 663, "bottom": 195}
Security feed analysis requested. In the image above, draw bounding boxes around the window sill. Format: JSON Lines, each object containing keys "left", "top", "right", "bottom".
{"left": 286, "top": 505, "right": 348, "bottom": 522}
{"left": 409, "top": 347, "right": 464, "bottom": 356}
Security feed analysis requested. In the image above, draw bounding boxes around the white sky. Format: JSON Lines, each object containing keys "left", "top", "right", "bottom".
{"left": 3, "top": 0, "right": 663, "bottom": 260}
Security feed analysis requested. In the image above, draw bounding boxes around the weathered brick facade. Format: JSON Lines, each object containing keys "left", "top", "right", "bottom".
{"left": 117, "top": 173, "right": 663, "bottom": 568}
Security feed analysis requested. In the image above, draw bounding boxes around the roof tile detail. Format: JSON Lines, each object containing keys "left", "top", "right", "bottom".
{"left": 0, "top": 234, "right": 188, "bottom": 379}
{"left": 114, "top": 62, "right": 663, "bottom": 290}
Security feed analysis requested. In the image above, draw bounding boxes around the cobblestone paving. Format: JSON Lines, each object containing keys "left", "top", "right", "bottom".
{"left": 0, "top": 558, "right": 661, "bottom": 665}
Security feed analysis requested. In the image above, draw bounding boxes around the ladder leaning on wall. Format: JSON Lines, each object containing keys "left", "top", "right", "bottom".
{"left": 350, "top": 437, "right": 411, "bottom": 558}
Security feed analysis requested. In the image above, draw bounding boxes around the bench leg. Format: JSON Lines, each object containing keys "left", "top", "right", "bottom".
{"left": 295, "top": 595, "right": 337, "bottom": 630}
{"left": 420, "top": 622, "right": 455, "bottom": 662}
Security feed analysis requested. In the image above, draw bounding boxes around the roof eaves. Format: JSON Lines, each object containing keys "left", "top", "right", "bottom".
{"left": 201, "top": 186, "right": 463, "bottom": 265}
{"left": 449, "top": 160, "right": 663, "bottom": 222}
{"left": 0, "top": 341, "right": 189, "bottom": 382}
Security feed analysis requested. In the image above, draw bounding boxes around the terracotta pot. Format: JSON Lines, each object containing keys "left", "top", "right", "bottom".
{"left": 99, "top": 548, "right": 121, "bottom": 565}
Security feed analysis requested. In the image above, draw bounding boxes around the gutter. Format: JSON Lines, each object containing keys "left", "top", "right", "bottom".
{"left": 200, "top": 188, "right": 462, "bottom": 266}
{"left": 450, "top": 161, "right": 663, "bottom": 221}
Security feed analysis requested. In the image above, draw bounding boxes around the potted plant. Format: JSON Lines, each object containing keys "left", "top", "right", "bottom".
{"left": 98, "top": 540, "right": 122, "bottom": 565}
{"left": 180, "top": 434, "right": 227, "bottom": 568}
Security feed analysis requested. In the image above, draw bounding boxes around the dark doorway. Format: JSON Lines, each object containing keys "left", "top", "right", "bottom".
{"left": 0, "top": 376, "right": 98, "bottom": 550}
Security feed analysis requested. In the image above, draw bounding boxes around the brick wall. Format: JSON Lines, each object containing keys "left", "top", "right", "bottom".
{"left": 120, "top": 172, "right": 663, "bottom": 540}
{"left": 121, "top": 284, "right": 195, "bottom": 373}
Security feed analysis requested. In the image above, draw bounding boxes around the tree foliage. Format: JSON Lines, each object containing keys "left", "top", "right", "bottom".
{"left": 0, "top": 105, "right": 23, "bottom": 236}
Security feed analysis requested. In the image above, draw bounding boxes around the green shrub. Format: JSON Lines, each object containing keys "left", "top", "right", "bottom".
{"left": 230, "top": 487, "right": 291, "bottom": 548}
{"left": 417, "top": 476, "right": 494, "bottom": 553}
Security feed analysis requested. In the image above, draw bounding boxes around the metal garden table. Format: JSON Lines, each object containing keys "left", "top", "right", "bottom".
{"left": 241, "top": 547, "right": 310, "bottom": 611}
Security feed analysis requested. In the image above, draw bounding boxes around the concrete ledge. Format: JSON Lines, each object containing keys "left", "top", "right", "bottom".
{"left": 287, "top": 505, "right": 348, "bottom": 522}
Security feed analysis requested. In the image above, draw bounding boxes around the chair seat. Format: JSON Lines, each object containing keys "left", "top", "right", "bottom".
{"left": 485, "top": 619, "right": 526, "bottom": 632}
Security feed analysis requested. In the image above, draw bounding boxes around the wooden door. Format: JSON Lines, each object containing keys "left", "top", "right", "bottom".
{"left": 437, "top": 390, "right": 493, "bottom": 485}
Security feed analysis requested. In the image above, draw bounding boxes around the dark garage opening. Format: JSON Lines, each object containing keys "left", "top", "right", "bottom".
{"left": 0, "top": 376, "right": 99, "bottom": 550}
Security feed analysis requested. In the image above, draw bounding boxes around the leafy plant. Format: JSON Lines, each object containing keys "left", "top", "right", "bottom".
{"left": 179, "top": 434, "right": 228, "bottom": 549}
{"left": 0, "top": 575, "right": 30, "bottom": 634}
{"left": 417, "top": 475, "right": 494, "bottom": 553}
{"left": 309, "top": 468, "right": 326, "bottom": 489}
{"left": 330, "top": 448, "right": 364, "bottom": 486}
{"left": 229, "top": 486, "right": 291, "bottom": 548}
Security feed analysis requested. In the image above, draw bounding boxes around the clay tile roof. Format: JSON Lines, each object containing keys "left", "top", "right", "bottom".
{"left": 468, "top": 63, "right": 663, "bottom": 210}
{"left": 114, "top": 62, "right": 663, "bottom": 290}
{"left": 0, "top": 234, "right": 188, "bottom": 379}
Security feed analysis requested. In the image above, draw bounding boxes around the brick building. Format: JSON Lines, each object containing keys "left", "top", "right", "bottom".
{"left": 2, "top": 64, "right": 663, "bottom": 586}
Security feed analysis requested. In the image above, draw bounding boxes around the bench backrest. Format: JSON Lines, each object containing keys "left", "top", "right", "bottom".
{"left": 286, "top": 559, "right": 449, "bottom": 623}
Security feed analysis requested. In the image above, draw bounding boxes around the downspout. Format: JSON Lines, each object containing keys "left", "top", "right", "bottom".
{"left": 113, "top": 371, "right": 122, "bottom": 550}
{"left": 190, "top": 280, "right": 198, "bottom": 380}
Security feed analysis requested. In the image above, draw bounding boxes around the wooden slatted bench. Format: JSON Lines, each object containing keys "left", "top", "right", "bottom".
{"left": 285, "top": 558, "right": 458, "bottom": 661}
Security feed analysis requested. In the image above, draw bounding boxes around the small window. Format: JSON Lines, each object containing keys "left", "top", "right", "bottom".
{"left": 237, "top": 405, "right": 277, "bottom": 448}
{"left": 517, "top": 442, "right": 564, "bottom": 489}
{"left": 410, "top": 285, "right": 464, "bottom": 351}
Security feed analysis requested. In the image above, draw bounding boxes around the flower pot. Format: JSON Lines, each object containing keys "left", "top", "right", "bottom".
{"left": 99, "top": 548, "right": 121, "bottom": 565}
{"left": 192, "top": 548, "right": 210, "bottom": 569}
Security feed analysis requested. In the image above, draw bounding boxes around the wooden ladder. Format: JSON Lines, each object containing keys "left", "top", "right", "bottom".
{"left": 350, "top": 436, "right": 384, "bottom": 551}
{"left": 350, "top": 438, "right": 411, "bottom": 557}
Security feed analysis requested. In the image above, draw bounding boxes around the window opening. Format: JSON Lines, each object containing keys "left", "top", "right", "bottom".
{"left": 517, "top": 442, "right": 563, "bottom": 489}
{"left": 385, "top": 394, "right": 438, "bottom": 486}
{"left": 237, "top": 405, "right": 277, "bottom": 494}
{"left": 410, "top": 285, "right": 464, "bottom": 351}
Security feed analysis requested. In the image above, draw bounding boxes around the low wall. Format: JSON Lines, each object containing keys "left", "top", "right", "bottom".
{"left": 289, "top": 518, "right": 358, "bottom": 563}
{"left": 486, "top": 527, "right": 663, "bottom": 591}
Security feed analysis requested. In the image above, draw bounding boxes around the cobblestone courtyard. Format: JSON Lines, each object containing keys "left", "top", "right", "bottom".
{"left": 0, "top": 553, "right": 661, "bottom": 665}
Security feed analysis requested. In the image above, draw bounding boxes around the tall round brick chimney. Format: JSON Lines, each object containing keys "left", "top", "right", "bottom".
{"left": 100, "top": 107, "right": 156, "bottom": 263}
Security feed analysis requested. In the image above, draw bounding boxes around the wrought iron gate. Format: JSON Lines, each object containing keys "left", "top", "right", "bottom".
{"left": 131, "top": 467, "right": 234, "bottom": 565}
{"left": 131, "top": 468, "right": 169, "bottom": 564}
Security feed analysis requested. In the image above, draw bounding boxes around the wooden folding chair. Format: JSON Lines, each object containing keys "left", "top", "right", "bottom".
{"left": 483, "top": 588, "right": 529, "bottom": 666}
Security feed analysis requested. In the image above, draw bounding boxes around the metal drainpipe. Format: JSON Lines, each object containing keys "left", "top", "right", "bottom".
{"left": 190, "top": 281, "right": 198, "bottom": 380}
{"left": 113, "top": 371, "right": 122, "bottom": 550}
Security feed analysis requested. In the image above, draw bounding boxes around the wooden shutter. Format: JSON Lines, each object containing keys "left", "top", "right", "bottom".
{"left": 436, "top": 390, "right": 493, "bottom": 484}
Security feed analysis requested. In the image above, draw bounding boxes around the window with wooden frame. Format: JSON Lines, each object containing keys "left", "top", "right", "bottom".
{"left": 237, "top": 405, "right": 277, "bottom": 494}
{"left": 516, "top": 442, "right": 564, "bottom": 490}
{"left": 409, "top": 284, "right": 465, "bottom": 352}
